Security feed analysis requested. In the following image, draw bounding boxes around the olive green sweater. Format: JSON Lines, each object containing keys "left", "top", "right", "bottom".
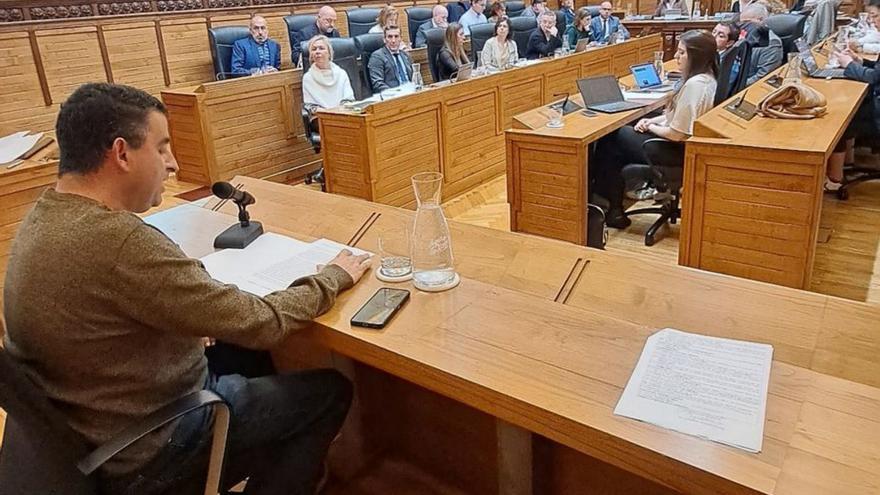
{"left": 2, "top": 189, "right": 353, "bottom": 476}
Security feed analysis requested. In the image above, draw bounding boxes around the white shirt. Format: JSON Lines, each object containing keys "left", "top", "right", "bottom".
{"left": 458, "top": 9, "right": 487, "bottom": 35}
{"left": 368, "top": 24, "right": 383, "bottom": 34}
{"left": 666, "top": 73, "right": 717, "bottom": 135}
{"left": 302, "top": 62, "right": 355, "bottom": 109}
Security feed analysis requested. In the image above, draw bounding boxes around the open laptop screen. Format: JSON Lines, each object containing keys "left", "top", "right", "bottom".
{"left": 630, "top": 63, "right": 662, "bottom": 89}
{"left": 577, "top": 76, "right": 623, "bottom": 106}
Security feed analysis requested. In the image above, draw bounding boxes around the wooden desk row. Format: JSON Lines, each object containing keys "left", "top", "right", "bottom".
{"left": 623, "top": 18, "right": 718, "bottom": 60}
{"left": 680, "top": 66, "right": 868, "bottom": 289}
{"left": 148, "top": 176, "right": 880, "bottom": 495}
{"left": 318, "top": 34, "right": 663, "bottom": 208}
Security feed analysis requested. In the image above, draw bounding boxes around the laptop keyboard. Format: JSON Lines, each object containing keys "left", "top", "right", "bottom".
{"left": 813, "top": 68, "right": 845, "bottom": 78}
{"left": 596, "top": 101, "right": 638, "bottom": 112}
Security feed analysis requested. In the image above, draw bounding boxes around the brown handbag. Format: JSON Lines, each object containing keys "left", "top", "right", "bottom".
{"left": 757, "top": 82, "right": 828, "bottom": 119}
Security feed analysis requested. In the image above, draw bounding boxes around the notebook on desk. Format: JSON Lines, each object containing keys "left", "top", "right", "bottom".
{"left": 577, "top": 75, "right": 648, "bottom": 113}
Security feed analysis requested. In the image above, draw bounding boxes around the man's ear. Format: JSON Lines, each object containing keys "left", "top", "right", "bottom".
{"left": 109, "top": 137, "right": 132, "bottom": 173}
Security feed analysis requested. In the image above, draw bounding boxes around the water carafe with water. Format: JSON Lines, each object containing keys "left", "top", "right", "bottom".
{"left": 410, "top": 172, "right": 459, "bottom": 291}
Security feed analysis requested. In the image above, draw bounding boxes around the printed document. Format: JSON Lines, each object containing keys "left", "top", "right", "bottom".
{"left": 614, "top": 328, "right": 773, "bottom": 453}
{"left": 0, "top": 131, "right": 43, "bottom": 164}
{"left": 200, "top": 233, "right": 369, "bottom": 297}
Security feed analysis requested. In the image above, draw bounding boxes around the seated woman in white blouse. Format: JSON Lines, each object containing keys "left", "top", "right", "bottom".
{"left": 302, "top": 35, "right": 355, "bottom": 111}
{"left": 481, "top": 18, "right": 518, "bottom": 70}
{"left": 592, "top": 30, "right": 718, "bottom": 228}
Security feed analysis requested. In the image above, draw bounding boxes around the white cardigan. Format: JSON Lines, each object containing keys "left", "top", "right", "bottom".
{"left": 302, "top": 62, "right": 355, "bottom": 109}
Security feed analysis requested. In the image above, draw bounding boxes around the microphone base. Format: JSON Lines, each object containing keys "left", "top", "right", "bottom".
{"left": 213, "top": 221, "right": 264, "bottom": 249}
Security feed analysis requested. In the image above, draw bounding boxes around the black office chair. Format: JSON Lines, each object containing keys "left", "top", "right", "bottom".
{"left": 425, "top": 28, "right": 447, "bottom": 82}
{"left": 446, "top": 1, "right": 470, "bottom": 22}
{"left": 837, "top": 137, "right": 880, "bottom": 200}
{"left": 510, "top": 16, "right": 537, "bottom": 59}
{"left": 766, "top": 13, "right": 807, "bottom": 55}
{"left": 346, "top": 7, "right": 381, "bottom": 38}
{"left": 586, "top": 6, "right": 601, "bottom": 17}
{"left": 208, "top": 26, "right": 251, "bottom": 80}
{"left": 0, "top": 346, "right": 231, "bottom": 495}
{"left": 620, "top": 139, "right": 686, "bottom": 246}
{"left": 469, "top": 22, "right": 496, "bottom": 65}
{"left": 507, "top": 0, "right": 526, "bottom": 17}
{"left": 555, "top": 10, "right": 566, "bottom": 38}
{"left": 355, "top": 32, "right": 386, "bottom": 94}
{"left": 715, "top": 39, "right": 752, "bottom": 105}
{"left": 405, "top": 6, "right": 434, "bottom": 44}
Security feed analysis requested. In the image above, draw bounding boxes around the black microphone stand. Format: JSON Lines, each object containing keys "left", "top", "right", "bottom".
{"left": 213, "top": 199, "right": 264, "bottom": 249}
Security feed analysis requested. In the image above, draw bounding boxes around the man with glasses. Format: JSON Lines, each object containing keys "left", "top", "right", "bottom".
{"left": 526, "top": 10, "right": 563, "bottom": 58}
{"left": 368, "top": 25, "right": 413, "bottom": 92}
{"left": 292, "top": 6, "right": 340, "bottom": 66}
{"left": 590, "top": 2, "right": 630, "bottom": 43}
{"left": 231, "top": 15, "right": 281, "bottom": 75}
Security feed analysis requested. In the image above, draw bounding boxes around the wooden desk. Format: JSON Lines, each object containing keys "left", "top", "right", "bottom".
{"left": 318, "top": 35, "right": 662, "bottom": 208}
{"left": 151, "top": 177, "right": 880, "bottom": 495}
{"left": 680, "top": 70, "right": 868, "bottom": 289}
{"left": 623, "top": 18, "right": 718, "bottom": 60}
{"left": 504, "top": 62, "right": 674, "bottom": 245}
{"left": 161, "top": 69, "right": 317, "bottom": 186}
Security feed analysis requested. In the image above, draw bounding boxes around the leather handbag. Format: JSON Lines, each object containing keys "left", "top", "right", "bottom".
{"left": 757, "top": 82, "right": 827, "bottom": 119}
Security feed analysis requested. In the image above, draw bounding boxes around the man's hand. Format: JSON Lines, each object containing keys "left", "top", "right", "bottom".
{"left": 837, "top": 49, "right": 856, "bottom": 68}
{"left": 549, "top": 26, "right": 559, "bottom": 37}
{"left": 264, "top": 66, "right": 279, "bottom": 73}
{"left": 327, "top": 249, "right": 372, "bottom": 283}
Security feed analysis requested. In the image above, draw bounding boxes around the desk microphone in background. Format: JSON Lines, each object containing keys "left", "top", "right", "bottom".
{"left": 211, "top": 181, "right": 264, "bottom": 249}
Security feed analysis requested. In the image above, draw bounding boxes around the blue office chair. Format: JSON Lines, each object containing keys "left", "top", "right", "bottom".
{"left": 208, "top": 26, "right": 251, "bottom": 80}
{"left": 355, "top": 32, "right": 386, "bottom": 95}
{"left": 405, "top": 6, "right": 434, "bottom": 44}
{"left": 346, "top": 7, "right": 381, "bottom": 38}
{"left": 510, "top": 16, "right": 537, "bottom": 59}
{"left": 506, "top": 0, "right": 526, "bottom": 17}
{"left": 0, "top": 346, "right": 231, "bottom": 495}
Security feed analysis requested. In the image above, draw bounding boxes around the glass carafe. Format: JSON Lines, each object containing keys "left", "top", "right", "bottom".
{"left": 411, "top": 63, "right": 424, "bottom": 90}
{"left": 410, "top": 172, "right": 457, "bottom": 291}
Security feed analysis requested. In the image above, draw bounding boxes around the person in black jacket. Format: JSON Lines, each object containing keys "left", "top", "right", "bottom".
{"left": 437, "top": 23, "right": 471, "bottom": 80}
{"left": 526, "top": 10, "right": 562, "bottom": 59}
{"left": 291, "top": 6, "right": 340, "bottom": 66}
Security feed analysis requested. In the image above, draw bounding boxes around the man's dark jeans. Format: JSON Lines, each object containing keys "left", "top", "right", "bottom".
{"left": 101, "top": 344, "right": 353, "bottom": 495}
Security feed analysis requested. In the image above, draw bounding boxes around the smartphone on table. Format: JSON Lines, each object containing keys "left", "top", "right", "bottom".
{"left": 350, "top": 288, "right": 410, "bottom": 329}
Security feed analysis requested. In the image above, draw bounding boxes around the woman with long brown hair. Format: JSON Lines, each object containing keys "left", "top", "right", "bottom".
{"left": 437, "top": 22, "right": 470, "bottom": 80}
{"left": 593, "top": 29, "right": 719, "bottom": 228}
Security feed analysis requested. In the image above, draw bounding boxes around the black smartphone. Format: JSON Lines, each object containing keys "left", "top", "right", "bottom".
{"left": 350, "top": 288, "right": 410, "bottom": 329}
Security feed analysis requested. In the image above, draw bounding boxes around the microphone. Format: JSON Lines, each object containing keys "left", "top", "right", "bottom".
{"left": 212, "top": 181, "right": 255, "bottom": 206}
{"left": 552, "top": 91, "right": 582, "bottom": 115}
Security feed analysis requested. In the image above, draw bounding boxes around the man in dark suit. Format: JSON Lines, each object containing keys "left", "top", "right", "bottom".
{"left": 414, "top": 5, "right": 449, "bottom": 48}
{"left": 368, "top": 25, "right": 414, "bottom": 92}
{"left": 526, "top": 10, "right": 562, "bottom": 59}
{"left": 589, "top": 1, "right": 630, "bottom": 43}
{"left": 231, "top": 15, "right": 281, "bottom": 75}
{"left": 292, "top": 6, "right": 340, "bottom": 66}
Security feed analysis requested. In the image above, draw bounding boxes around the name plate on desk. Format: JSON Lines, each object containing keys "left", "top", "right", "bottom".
{"left": 724, "top": 98, "right": 757, "bottom": 120}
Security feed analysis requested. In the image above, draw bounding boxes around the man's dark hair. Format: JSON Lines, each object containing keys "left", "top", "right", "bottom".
{"left": 55, "top": 82, "right": 166, "bottom": 176}
{"left": 719, "top": 21, "right": 740, "bottom": 43}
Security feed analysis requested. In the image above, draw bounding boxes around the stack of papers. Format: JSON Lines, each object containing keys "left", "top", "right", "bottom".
{"left": 614, "top": 328, "right": 773, "bottom": 453}
{"left": 0, "top": 131, "right": 43, "bottom": 165}
{"left": 200, "top": 233, "right": 369, "bottom": 297}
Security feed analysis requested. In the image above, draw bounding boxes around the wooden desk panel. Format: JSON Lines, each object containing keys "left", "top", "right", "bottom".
{"left": 148, "top": 180, "right": 880, "bottom": 495}
{"left": 319, "top": 35, "right": 663, "bottom": 208}
{"left": 681, "top": 71, "right": 868, "bottom": 289}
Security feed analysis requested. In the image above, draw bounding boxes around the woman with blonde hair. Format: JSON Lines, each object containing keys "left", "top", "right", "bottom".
{"left": 302, "top": 35, "right": 354, "bottom": 110}
{"left": 437, "top": 22, "right": 470, "bottom": 80}
{"left": 369, "top": 5, "right": 400, "bottom": 33}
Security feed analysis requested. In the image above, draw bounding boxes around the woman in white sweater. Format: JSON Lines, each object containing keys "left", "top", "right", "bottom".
{"left": 302, "top": 35, "right": 355, "bottom": 110}
{"left": 481, "top": 18, "right": 518, "bottom": 70}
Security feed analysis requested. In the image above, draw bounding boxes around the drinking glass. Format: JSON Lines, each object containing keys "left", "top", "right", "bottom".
{"left": 546, "top": 105, "right": 563, "bottom": 128}
{"left": 378, "top": 226, "right": 413, "bottom": 278}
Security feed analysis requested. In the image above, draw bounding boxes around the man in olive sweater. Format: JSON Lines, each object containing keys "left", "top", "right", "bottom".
{"left": 2, "top": 83, "right": 370, "bottom": 494}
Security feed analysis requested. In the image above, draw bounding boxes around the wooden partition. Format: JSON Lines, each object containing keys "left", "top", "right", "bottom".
{"left": 318, "top": 34, "right": 662, "bottom": 208}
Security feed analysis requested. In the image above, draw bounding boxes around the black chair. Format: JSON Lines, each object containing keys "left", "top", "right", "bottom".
{"left": 447, "top": 1, "right": 470, "bottom": 22}
{"left": 586, "top": 6, "right": 601, "bottom": 17}
{"left": 507, "top": 0, "right": 526, "bottom": 17}
{"left": 208, "top": 26, "right": 250, "bottom": 80}
{"left": 346, "top": 7, "right": 381, "bottom": 38}
{"left": 355, "top": 32, "right": 386, "bottom": 94}
{"left": 555, "top": 10, "right": 566, "bottom": 37}
{"left": 0, "top": 346, "right": 231, "bottom": 495}
{"left": 425, "top": 28, "right": 447, "bottom": 82}
{"left": 620, "top": 139, "right": 686, "bottom": 246}
{"left": 469, "top": 22, "right": 496, "bottom": 65}
{"left": 837, "top": 137, "right": 880, "bottom": 200}
{"left": 766, "top": 13, "right": 807, "bottom": 55}
{"left": 405, "top": 6, "right": 434, "bottom": 44}
{"left": 283, "top": 13, "right": 317, "bottom": 52}
{"left": 715, "top": 39, "right": 752, "bottom": 105}
{"left": 510, "top": 16, "right": 537, "bottom": 59}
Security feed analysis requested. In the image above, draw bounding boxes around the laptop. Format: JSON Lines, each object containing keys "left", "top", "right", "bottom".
{"left": 795, "top": 38, "right": 846, "bottom": 79}
{"left": 574, "top": 38, "right": 591, "bottom": 53}
{"left": 629, "top": 63, "right": 674, "bottom": 91}
{"left": 454, "top": 64, "right": 473, "bottom": 82}
{"left": 577, "top": 75, "right": 648, "bottom": 113}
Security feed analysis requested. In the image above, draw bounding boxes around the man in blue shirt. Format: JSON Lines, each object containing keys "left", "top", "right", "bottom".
{"left": 559, "top": 0, "right": 576, "bottom": 26}
{"left": 231, "top": 15, "right": 281, "bottom": 75}
{"left": 458, "top": 0, "right": 487, "bottom": 36}
{"left": 589, "top": 2, "right": 630, "bottom": 43}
